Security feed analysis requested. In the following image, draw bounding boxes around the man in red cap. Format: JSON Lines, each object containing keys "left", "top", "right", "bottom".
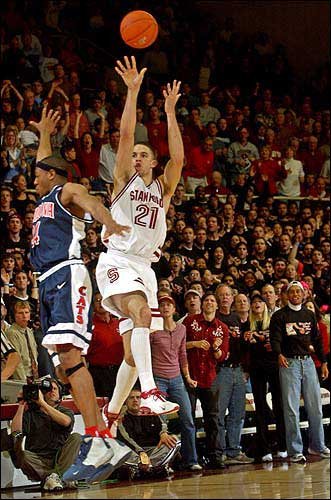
{"left": 150, "top": 294, "right": 202, "bottom": 471}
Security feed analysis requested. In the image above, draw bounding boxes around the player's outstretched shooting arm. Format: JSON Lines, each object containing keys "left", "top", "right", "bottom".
{"left": 113, "top": 56, "right": 147, "bottom": 191}
{"left": 160, "top": 80, "right": 184, "bottom": 211}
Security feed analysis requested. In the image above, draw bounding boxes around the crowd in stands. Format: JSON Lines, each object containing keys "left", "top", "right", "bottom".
{"left": 1, "top": 0, "right": 330, "bottom": 471}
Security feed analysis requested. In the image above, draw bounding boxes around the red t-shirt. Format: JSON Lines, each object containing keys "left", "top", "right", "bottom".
{"left": 312, "top": 321, "right": 330, "bottom": 368}
{"left": 185, "top": 146, "right": 215, "bottom": 181}
{"left": 146, "top": 121, "right": 169, "bottom": 159}
{"left": 251, "top": 158, "right": 285, "bottom": 195}
{"left": 298, "top": 150, "right": 324, "bottom": 176}
{"left": 86, "top": 315, "right": 124, "bottom": 366}
{"left": 74, "top": 137, "right": 104, "bottom": 178}
{"left": 183, "top": 313, "right": 229, "bottom": 388}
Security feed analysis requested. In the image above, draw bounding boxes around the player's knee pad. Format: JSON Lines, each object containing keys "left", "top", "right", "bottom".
{"left": 65, "top": 362, "right": 85, "bottom": 378}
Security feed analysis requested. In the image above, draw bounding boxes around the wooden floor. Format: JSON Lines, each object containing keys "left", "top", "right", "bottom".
{"left": 1, "top": 457, "right": 329, "bottom": 499}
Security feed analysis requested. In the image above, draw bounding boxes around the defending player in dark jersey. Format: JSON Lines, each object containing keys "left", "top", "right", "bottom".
{"left": 29, "top": 107, "right": 132, "bottom": 484}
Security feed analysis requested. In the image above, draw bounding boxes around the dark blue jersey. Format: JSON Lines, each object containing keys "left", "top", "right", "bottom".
{"left": 30, "top": 185, "right": 92, "bottom": 274}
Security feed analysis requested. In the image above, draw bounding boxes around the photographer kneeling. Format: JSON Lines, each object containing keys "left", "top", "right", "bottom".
{"left": 8, "top": 378, "right": 81, "bottom": 491}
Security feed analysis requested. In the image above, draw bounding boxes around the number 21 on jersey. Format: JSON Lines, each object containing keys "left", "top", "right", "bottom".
{"left": 134, "top": 204, "right": 158, "bottom": 229}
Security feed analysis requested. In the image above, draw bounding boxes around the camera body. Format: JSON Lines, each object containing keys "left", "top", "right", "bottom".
{"left": 22, "top": 379, "right": 52, "bottom": 403}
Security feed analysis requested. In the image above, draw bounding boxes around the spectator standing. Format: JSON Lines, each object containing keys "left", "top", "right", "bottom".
{"left": 177, "top": 289, "right": 202, "bottom": 324}
{"left": 244, "top": 294, "right": 287, "bottom": 462}
{"left": 2, "top": 269, "right": 38, "bottom": 323}
{"left": 0, "top": 186, "right": 14, "bottom": 234}
{"left": 151, "top": 294, "right": 202, "bottom": 471}
{"left": 1, "top": 298, "right": 21, "bottom": 382}
{"left": 261, "top": 284, "right": 280, "bottom": 316}
{"left": 184, "top": 108, "right": 207, "bottom": 148}
{"left": 304, "top": 299, "right": 330, "bottom": 387}
{"left": 86, "top": 292, "right": 124, "bottom": 397}
{"left": 185, "top": 137, "right": 215, "bottom": 194}
{"left": 68, "top": 93, "right": 90, "bottom": 139}
{"left": 3, "top": 213, "right": 29, "bottom": 261}
{"left": 198, "top": 92, "right": 220, "bottom": 126}
{"left": 84, "top": 96, "right": 106, "bottom": 132}
{"left": 11, "top": 173, "right": 36, "bottom": 217}
{"left": 227, "top": 127, "right": 259, "bottom": 185}
{"left": 134, "top": 107, "right": 149, "bottom": 144}
{"left": 98, "top": 128, "right": 120, "bottom": 191}
{"left": 1, "top": 126, "right": 28, "bottom": 184}
{"left": 277, "top": 146, "right": 305, "bottom": 197}
{"left": 270, "top": 281, "right": 330, "bottom": 462}
{"left": 249, "top": 146, "right": 285, "bottom": 197}
{"left": 145, "top": 105, "right": 169, "bottom": 161}
{"left": 6, "top": 301, "right": 39, "bottom": 381}
{"left": 214, "top": 284, "right": 253, "bottom": 465}
{"left": 184, "top": 292, "right": 230, "bottom": 469}
{"left": 74, "top": 112, "right": 105, "bottom": 180}
{"left": 298, "top": 136, "right": 325, "bottom": 176}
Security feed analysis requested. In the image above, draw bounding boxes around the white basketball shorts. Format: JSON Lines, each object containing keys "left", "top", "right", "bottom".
{"left": 96, "top": 250, "right": 163, "bottom": 334}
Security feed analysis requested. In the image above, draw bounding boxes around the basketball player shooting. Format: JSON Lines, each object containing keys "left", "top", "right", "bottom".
{"left": 96, "top": 56, "right": 184, "bottom": 428}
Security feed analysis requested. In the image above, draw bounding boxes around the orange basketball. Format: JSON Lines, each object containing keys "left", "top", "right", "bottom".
{"left": 120, "top": 10, "right": 158, "bottom": 49}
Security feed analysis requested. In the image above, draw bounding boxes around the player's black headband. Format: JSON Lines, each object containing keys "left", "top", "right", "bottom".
{"left": 36, "top": 160, "right": 69, "bottom": 177}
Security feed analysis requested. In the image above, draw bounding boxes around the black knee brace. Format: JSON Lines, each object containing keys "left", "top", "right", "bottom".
{"left": 65, "top": 362, "right": 84, "bottom": 378}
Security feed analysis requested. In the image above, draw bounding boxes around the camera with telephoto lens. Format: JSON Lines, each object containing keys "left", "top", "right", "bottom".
{"left": 22, "top": 379, "right": 52, "bottom": 403}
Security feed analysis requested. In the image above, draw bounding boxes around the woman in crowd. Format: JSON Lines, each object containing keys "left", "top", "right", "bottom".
{"left": 244, "top": 294, "right": 287, "bottom": 462}
{"left": 277, "top": 146, "right": 305, "bottom": 197}
{"left": 208, "top": 245, "right": 227, "bottom": 282}
{"left": 1, "top": 125, "right": 28, "bottom": 184}
{"left": 11, "top": 173, "right": 36, "bottom": 216}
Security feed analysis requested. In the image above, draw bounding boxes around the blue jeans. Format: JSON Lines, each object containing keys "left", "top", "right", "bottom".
{"left": 216, "top": 366, "right": 246, "bottom": 458}
{"left": 279, "top": 357, "right": 326, "bottom": 455}
{"left": 154, "top": 375, "right": 198, "bottom": 466}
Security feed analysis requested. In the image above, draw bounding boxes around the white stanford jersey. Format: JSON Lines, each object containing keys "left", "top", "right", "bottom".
{"left": 102, "top": 173, "right": 166, "bottom": 262}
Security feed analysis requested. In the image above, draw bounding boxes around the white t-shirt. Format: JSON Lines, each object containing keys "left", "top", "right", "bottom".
{"left": 277, "top": 158, "right": 304, "bottom": 197}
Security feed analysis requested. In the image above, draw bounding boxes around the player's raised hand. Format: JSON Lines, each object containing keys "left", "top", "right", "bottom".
{"left": 29, "top": 104, "right": 61, "bottom": 135}
{"left": 115, "top": 56, "right": 147, "bottom": 92}
{"left": 163, "top": 80, "right": 181, "bottom": 114}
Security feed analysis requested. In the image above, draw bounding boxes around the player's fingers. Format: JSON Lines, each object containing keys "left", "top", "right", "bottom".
{"left": 114, "top": 67, "right": 123, "bottom": 77}
{"left": 139, "top": 67, "right": 147, "bottom": 78}
{"left": 131, "top": 55, "right": 136, "bottom": 68}
{"left": 116, "top": 59, "right": 126, "bottom": 72}
{"left": 124, "top": 55, "right": 130, "bottom": 68}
